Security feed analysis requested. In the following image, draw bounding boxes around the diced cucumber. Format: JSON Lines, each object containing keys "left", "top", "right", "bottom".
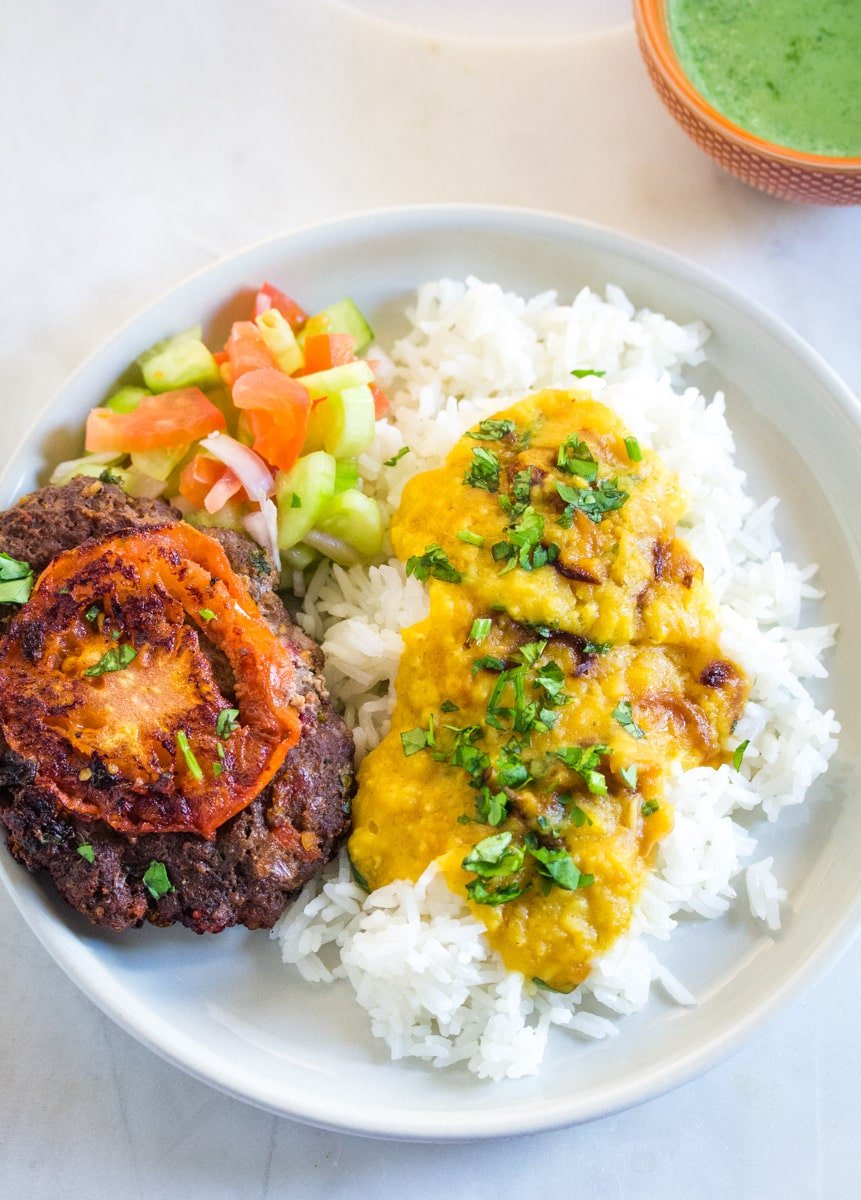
{"left": 320, "top": 385, "right": 376, "bottom": 458}
{"left": 255, "top": 309, "right": 303, "bottom": 375}
{"left": 314, "top": 489, "right": 384, "bottom": 560}
{"left": 137, "top": 326, "right": 221, "bottom": 393}
{"left": 298, "top": 360, "right": 374, "bottom": 401}
{"left": 106, "top": 386, "right": 150, "bottom": 414}
{"left": 282, "top": 543, "right": 321, "bottom": 572}
{"left": 275, "top": 451, "right": 337, "bottom": 550}
{"left": 130, "top": 446, "right": 188, "bottom": 482}
{"left": 334, "top": 459, "right": 359, "bottom": 493}
{"left": 49, "top": 451, "right": 124, "bottom": 487}
{"left": 122, "top": 467, "right": 167, "bottom": 500}
{"left": 236, "top": 413, "right": 254, "bottom": 447}
{"left": 186, "top": 503, "right": 246, "bottom": 534}
{"left": 298, "top": 298, "right": 374, "bottom": 354}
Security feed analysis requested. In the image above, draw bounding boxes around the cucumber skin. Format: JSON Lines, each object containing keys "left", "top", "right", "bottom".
{"left": 137, "top": 329, "right": 221, "bottom": 393}
{"left": 275, "top": 451, "right": 338, "bottom": 550}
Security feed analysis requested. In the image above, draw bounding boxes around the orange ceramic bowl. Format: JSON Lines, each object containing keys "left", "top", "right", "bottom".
{"left": 633, "top": 0, "right": 861, "bottom": 206}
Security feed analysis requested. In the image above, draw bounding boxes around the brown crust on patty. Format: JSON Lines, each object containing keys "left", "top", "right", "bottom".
{"left": 0, "top": 478, "right": 354, "bottom": 933}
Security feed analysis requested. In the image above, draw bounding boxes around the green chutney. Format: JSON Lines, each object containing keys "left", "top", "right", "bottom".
{"left": 667, "top": 0, "right": 861, "bottom": 158}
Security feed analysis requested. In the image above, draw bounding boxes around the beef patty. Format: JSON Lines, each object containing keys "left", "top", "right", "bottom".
{"left": 0, "top": 477, "right": 354, "bottom": 933}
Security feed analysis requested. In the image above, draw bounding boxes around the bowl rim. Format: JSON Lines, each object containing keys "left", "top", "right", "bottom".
{"left": 2, "top": 202, "right": 861, "bottom": 1140}
{"left": 634, "top": 0, "right": 861, "bottom": 172}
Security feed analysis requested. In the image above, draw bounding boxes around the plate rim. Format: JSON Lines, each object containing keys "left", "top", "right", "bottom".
{"left": 1, "top": 202, "right": 860, "bottom": 1141}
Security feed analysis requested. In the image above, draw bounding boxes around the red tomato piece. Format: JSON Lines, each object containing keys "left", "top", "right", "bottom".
{"left": 370, "top": 382, "right": 390, "bottom": 418}
{"left": 226, "top": 321, "right": 275, "bottom": 381}
{"left": 231, "top": 368, "right": 311, "bottom": 473}
{"left": 253, "top": 283, "right": 308, "bottom": 332}
{"left": 204, "top": 468, "right": 243, "bottom": 514}
{"left": 302, "top": 333, "right": 355, "bottom": 374}
{"left": 85, "top": 389, "right": 225, "bottom": 454}
{"left": 178, "top": 454, "right": 225, "bottom": 507}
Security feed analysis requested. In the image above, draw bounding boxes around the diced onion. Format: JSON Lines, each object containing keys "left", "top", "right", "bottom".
{"left": 204, "top": 468, "right": 242, "bottom": 514}
{"left": 303, "top": 528, "right": 361, "bottom": 567}
{"left": 199, "top": 432, "right": 274, "bottom": 506}
{"left": 242, "top": 498, "right": 281, "bottom": 572}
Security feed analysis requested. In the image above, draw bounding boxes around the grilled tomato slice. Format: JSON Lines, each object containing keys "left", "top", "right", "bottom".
{"left": 0, "top": 524, "right": 301, "bottom": 837}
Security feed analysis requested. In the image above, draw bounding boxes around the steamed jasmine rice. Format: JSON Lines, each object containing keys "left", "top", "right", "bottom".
{"left": 273, "top": 277, "right": 839, "bottom": 1081}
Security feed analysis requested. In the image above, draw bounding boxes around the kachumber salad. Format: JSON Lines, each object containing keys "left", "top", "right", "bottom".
{"left": 12, "top": 274, "right": 840, "bottom": 1080}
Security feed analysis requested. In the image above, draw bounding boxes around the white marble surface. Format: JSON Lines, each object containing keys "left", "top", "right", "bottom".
{"left": 1, "top": 2, "right": 859, "bottom": 1196}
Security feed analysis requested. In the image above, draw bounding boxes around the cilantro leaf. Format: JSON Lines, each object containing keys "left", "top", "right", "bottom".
{"left": 142, "top": 860, "right": 174, "bottom": 900}
{"left": 612, "top": 700, "right": 645, "bottom": 739}
{"left": 464, "top": 446, "right": 501, "bottom": 492}
{"left": 405, "top": 544, "right": 462, "bottom": 584}
{"left": 216, "top": 708, "right": 240, "bottom": 738}
{"left": 462, "top": 831, "right": 525, "bottom": 878}
{"left": 556, "top": 478, "right": 629, "bottom": 525}
{"left": 467, "top": 419, "right": 516, "bottom": 442}
{"left": 83, "top": 643, "right": 137, "bottom": 677}
{"left": 732, "top": 739, "right": 750, "bottom": 770}
{"left": 77, "top": 844, "right": 95, "bottom": 863}
{"left": 557, "top": 435, "right": 598, "bottom": 481}
{"left": 383, "top": 446, "right": 410, "bottom": 467}
{"left": 570, "top": 368, "right": 605, "bottom": 379}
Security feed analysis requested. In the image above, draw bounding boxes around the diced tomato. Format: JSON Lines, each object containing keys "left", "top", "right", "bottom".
{"left": 253, "top": 283, "right": 308, "bottom": 332}
{"left": 225, "top": 321, "right": 275, "bottom": 381}
{"left": 370, "top": 382, "right": 390, "bottom": 418}
{"left": 178, "top": 454, "right": 244, "bottom": 511}
{"left": 302, "top": 333, "right": 355, "bottom": 374}
{"left": 85, "top": 389, "right": 225, "bottom": 454}
{"left": 231, "top": 368, "right": 311, "bottom": 473}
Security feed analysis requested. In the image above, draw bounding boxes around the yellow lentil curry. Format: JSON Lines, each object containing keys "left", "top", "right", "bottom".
{"left": 350, "top": 389, "right": 748, "bottom": 991}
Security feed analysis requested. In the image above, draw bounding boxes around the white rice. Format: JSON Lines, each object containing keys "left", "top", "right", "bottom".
{"left": 274, "top": 277, "right": 840, "bottom": 1080}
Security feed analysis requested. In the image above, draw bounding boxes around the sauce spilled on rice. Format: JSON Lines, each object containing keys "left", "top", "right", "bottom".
{"left": 350, "top": 390, "right": 748, "bottom": 991}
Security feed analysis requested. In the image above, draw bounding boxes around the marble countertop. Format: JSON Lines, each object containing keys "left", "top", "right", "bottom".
{"left": 1, "top": 2, "right": 859, "bottom": 1196}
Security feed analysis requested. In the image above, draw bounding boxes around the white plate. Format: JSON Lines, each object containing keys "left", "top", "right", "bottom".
{"left": 1, "top": 206, "right": 860, "bottom": 1141}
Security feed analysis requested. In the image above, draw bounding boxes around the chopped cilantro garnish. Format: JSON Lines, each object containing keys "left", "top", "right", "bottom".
{"left": 212, "top": 761, "right": 224, "bottom": 778}
{"left": 456, "top": 529, "right": 485, "bottom": 548}
{"left": 518, "top": 640, "right": 548, "bottom": 668}
{"left": 176, "top": 730, "right": 203, "bottom": 782}
{"left": 619, "top": 764, "right": 639, "bottom": 789}
{"left": 466, "top": 878, "right": 529, "bottom": 906}
{"left": 499, "top": 468, "right": 533, "bottom": 518}
{"left": 534, "top": 660, "right": 569, "bottom": 707}
{"left": 405, "top": 544, "right": 462, "bottom": 583}
{"left": 467, "top": 418, "right": 516, "bottom": 442}
{"left": 142, "top": 860, "right": 174, "bottom": 900}
{"left": 525, "top": 834, "right": 593, "bottom": 890}
{"left": 84, "top": 605, "right": 100, "bottom": 623}
{"left": 290, "top": 492, "right": 302, "bottom": 508}
{"left": 732, "top": 739, "right": 750, "bottom": 771}
{"left": 472, "top": 655, "right": 506, "bottom": 674}
{"left": 612, "top": 700, "right": 645, "bottom": 740}
{"left": 493, "top": 507, "right": 559, "bottom": 574}
{"left": 582, "top": 639, "right": 611, "bottom": 656}
{"left": 383, "top": 446, "right": 410, "bottom": 467}
{"left": 216, "top": 708, "right": 240, "bottom": 738}
{"left": 556, "top": 478, "right": 629, "bottom": 525}
{"left": 641, "top": 799, "right": 660, "bottom": 816}
{"left": 401, "top": 724, "right": 434, "bottom": 756}
{"left": 199, "top": 608, "right": 216, "bottom": 622}
{"left": 0, "top": 552, "right": 34, "bottom": 606}
{"left": 99, "top": 469, "right": 121, "bottom": 485}
{"left": 570, "top": 368, "right": 605, "bottom": 379}
{"left": 554, "top": 744, "right": 610, "bottom": 794}
{"left": 469, "top": 617, "right": 492, "bottom": 644}
{"left": 83, "top": 643, "right": 137, "bottom": 677}
{"left": 566, "top": 803, "right": 593, "bottom": 828}
{"left": 476, "top": 786, "right": 508, "bottom": 826}
{"left": 464, "top": 446, "right": 501, "bottom": 492}
{"left": 557, "top": 435, "right": 598, "bottom": 481}
{"left": 462, "top": 831, "right": 525, "bottom": 878}
{"left": 77, "top": 844, "right": 95, "bottom": 863}
{"left": 440, "top": 699, "right": 460, "bottom": 714}
{"left": 624, "top": 436, "right": 643, "bottom": 462}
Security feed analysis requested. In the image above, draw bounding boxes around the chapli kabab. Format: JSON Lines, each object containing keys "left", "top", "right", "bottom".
{"left": 0, "top": 478, "right": 353, "bottom": 932}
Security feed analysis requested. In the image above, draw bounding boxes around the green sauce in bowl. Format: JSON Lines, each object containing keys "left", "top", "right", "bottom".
{"left": 667, "top": 0, "right": 861, "bottom": 158}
